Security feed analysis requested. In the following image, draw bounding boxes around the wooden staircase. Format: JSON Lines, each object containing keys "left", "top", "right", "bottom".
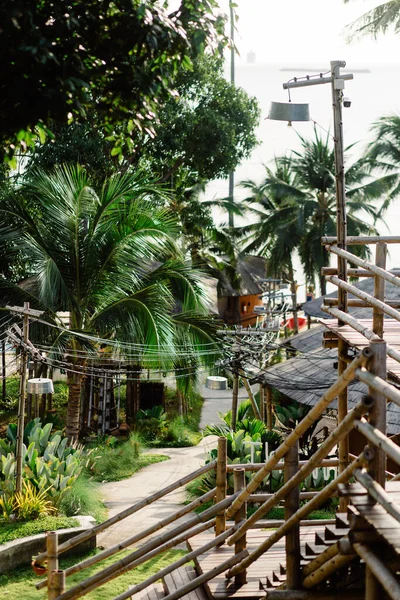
{"left": 133, "top": 566, "right": 209, "bottom": 600}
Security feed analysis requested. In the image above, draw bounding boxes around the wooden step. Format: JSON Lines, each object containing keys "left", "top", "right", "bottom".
{"left": 163, "top": 566, "right": 208, "bottom": 600}
{"left": 324, "top": 525, "right": 348, "bottom": 541}
{"left": 315, "top": 532, "right": 336, "bottom": 546}
{"left": 132, "top": 583, "right": 165, "bottom": 600}
{"left": 335, "top": 512, "right": 350, "bottom": 529}
{"left": 272, "top": 571, "right": 285, "bottom": 584}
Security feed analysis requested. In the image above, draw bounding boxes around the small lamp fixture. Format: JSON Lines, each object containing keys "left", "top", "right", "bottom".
{"left": 27, "top": 378, "right": 54, "bottom": 395}
{"left": 268, "top": 101, "right": 310, "bottom": 126}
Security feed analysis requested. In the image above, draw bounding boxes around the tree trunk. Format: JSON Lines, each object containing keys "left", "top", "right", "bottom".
{"left": 66, "top": 371, "right": 83, "bottom": 443}
{"left": 288, "top": 261, "right": 298, "bottom": 334}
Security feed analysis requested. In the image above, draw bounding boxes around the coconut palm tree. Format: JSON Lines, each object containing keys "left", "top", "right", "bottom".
{"left": 0, "top": 165, "right": 217, "bottom": 441}
{"left": 242, "top": 128, "right": 399, "bottom": 295}
{"left": 344, "top": 1, "right": 400, "bottom": 39}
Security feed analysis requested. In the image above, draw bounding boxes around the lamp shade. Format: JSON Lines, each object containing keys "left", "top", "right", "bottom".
{"left": 27, "top": 378, "right": 54, "bottom": 395}
{"left": 268, "top": 101, "right": 310, "bottom": 122}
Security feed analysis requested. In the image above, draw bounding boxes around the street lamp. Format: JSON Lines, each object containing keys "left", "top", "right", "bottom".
{"left": 268, "top": 60, "right": 354, "bottom": 500}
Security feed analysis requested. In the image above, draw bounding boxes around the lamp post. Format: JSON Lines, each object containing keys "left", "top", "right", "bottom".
{"left": 269, "top": 61, "right": 354, "bottom": 502}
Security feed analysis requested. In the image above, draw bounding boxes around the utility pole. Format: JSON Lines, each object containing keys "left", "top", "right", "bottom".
{"left": 15, "top": 302, "right": 29, "bottom": 493}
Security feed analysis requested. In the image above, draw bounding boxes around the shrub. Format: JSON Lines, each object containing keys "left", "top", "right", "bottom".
{"left": 135, "top": 406, "right": 167, "bottom": 441}
{"left": 59, "top": 476, "right": 107, "bottom": 523}
{"left": 13, "top": 481, "right": 56, "bottom": 520}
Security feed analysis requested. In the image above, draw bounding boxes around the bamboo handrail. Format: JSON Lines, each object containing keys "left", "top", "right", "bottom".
{"left": 327, "top": 245, "right": 400, "bottom": 290}
{"left": 354, "top": 469, "right": 400, "bottom": 523}
{"left": 228, "top": 396, "right": 373, "bottom": 546}
{"left": 357, "top": 368, "right": 400, "bottom": 407}
{"left": 35, "top": 459, "right": 217, "bottom": 564}
{"left": 225, "top": 451, "right": 371, "bottom": 580}
{"left": 37, "top": 488, "right": 217, "bottom": 590}
{"left": 321, "top": 306, "right": 400, "bottom": 364}
{"left": 302, "top": 553, "right": 356, "bottom": 588}
{"left": 225, "top": 459, "right": 340, "bottom": 472}
{"left": 325, "top": 297, "right": 400, "bottom": 308}
{"left": 248, "top": 491, "right": 338, "bottom": 502}
{"left": 327, "top": 275, "right": 400, "bottom": 323}
{"left": 226, "top": 519, "right": 336, "bottom": 528}
{"left": 226, "top": 350, "right": 370, "bottom": 519}
{"left": 302, "top": 539, "right": 343, "bottom": 577}
{"left": 322, "top": 235, "right": 400, "bottom": 245}
{"left": 322, "top": 267, "right": 400, "bottom": 278}
{"left": 353, "top": 543, "right": 400, "bottom": 600}
{"left": 52, "top": 495, "right": 235, "bottom": 600}
{"left": 354, "top": 418, "right": 400, "bottom": 467}
{"left": 110, "top": 521, "right": 244, "bottom": 600}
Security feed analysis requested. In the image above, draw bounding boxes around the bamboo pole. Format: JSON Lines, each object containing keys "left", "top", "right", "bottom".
{"left": 327, "top": 275, "right": 400, "bottom": 323}
{"left": 34, "top": 459, "right": 217, "bottom": 563}
{"left": 354, "top": 418, "right": 400, "bottom": 467}
{"left": 365, "top": 566, "right": 382, "bottom": 600}
{"left": 231, "top": 372, "right": 239, "bottom": 430}
{"left": 367, "top": 340, "right": 387, "bottom": 486}
{"left": 353, "top": 543, "right": 400, "bottom": 600}
{"left": 248, "top": 491, "right": 338, "bottom": 502}
{"left": 322, "top": 267, "right": 400, "bottom": 278}
{"left": 260, "top": 384, "right": 265, "bottom": 422}
{"left": 321, "top": 305, "right": 400, "bottom": 364}
{"left": 354, "top": 469, "right": 400, "bottom": 523}
{"left": 51, "top": 497, "right": 235, "bottom": 600}
{"left": 324, "top": 297, "right": 400, "bottom": 308}
{"left": 16, "top": 302, "right": 29, "bottom": 493}
{"left": 322, "top": 235, "right": 400, "bottom": 245}
{"left": 284, "top": 439, "right": 300, "bottom": 590}
{"left": 357, "top": 368, "right": 400, "bottom": 407}
{"left": 38, "top": 488, "right": 217, "bottom": 588}
{"left": 226, "top": 519, "right": 336, "bottom": 528}
{"left": 162, "top": 550, "right": 249, "bottom": 600}
{"left": 51, "top": 571, "right": 66, "bottom": 599}
{"left": 240, "top": 371, "right": 261, "bottom": 419}
{"left": 225, "top": 451, "right": 370, "bottom": 580}
{"left": 302, "top": 554, "right": 356, "bottom": 589}
{"left": 228, "top": 396, "right": 373, "bottom": 546}
{"left": 338, "top": 337, "right": 349, "bottom": 512}
{"left": 373, "top": 242, "right": 387, "bottom": 336}
{"left": 302, "top": 540, "right": 342, "bottom": 577}
{"left": 234, "top": 468, "right": 247, "bottom": 586}
{"left": 226, "top": 458, "right": 340, "bottom": 472}
{"left": 226, "top": 350, "right": 370, "bottom": 519}
{"left": 47, "top": 531, "right": 59, "bottom": 600}
{"left": 110, "top": 522, "right": 243, "bottom": 600}
{"left": 327, "top": 245, "right": 400, "bottom": 289}
{"left": 215, "top": 437, "right": 227, "bottom": 537}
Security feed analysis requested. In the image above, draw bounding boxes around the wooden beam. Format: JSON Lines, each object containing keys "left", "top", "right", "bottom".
{"left": 322, "top": 235, "right": 400, "bottom": 245}
{"left": 215, "top": 437, "right": 227, "bottom": 537}
{"left": 354, "top": 542, "right": 400, "bottom": 600}
{"left": 285, "top": 439, "right": 300, "bottom": 589}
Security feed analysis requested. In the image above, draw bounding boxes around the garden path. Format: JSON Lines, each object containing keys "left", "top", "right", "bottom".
{"left": 98, "top": 382, "right": 250, "bottom": 548}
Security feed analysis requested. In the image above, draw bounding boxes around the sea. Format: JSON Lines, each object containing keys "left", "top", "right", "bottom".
{"left": 206, "top": 61, "right": 400, "bottom": 301}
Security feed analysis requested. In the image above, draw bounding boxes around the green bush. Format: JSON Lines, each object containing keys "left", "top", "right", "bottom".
{"left": 135, "top": 406, "right": 167, "bottom": 441}
{"left": 60, "top": 475, "right": 107, "bottom": 523}
{"left": 0, "top": 515, "right": 79, "bottom": 545}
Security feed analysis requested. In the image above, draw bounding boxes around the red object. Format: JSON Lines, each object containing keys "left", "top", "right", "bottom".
{"left": 283, "top": 316, "right": 307, "bottom": 330}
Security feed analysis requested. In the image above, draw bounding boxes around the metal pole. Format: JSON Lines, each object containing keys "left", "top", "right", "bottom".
{"left": 16, "top": 302, "right": 29, "bottom": 493}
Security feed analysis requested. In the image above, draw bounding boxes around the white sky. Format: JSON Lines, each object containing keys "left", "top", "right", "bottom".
{"left": 226, "top": 0, "right": 400, "bottom": 65}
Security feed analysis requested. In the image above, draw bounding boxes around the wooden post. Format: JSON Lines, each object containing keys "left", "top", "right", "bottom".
{"left": 266, "top": 386, "right": 273, "bottom": 430}
{"left": 47, "top": 531, "right": 59, "bottom": 600}
{"left": 215, "top": 437, "right": 227, "bottom": 537}
{"left": 26, "top": 360, "right": 34, "bottom": 421}
{"left": 373, "top": 242, "right": 387, "bottom": 337}
{"left": 15, "top": 302, "right": 29, "bottom": 493}
{"left": 233, "top": 468, "right": 247, "bottom": 586}
{"left": 338, "top": 338, "right": 349, "bottom": 512}
{"left": 259, "top": 384, "right": 265, "bottom": 422}
{"left": 240, "top": 371, "right": 261, "bottom": 420}
{"left": 51, "top": 571, "right": 65, "bottom": 598}
{"left": 367, "top": 340, "right": 387, "bottom": 487}
{"left": 284, "top": 439, "right": 301, "bottom": 590}
{"left": 231, "top": 372, "right": 239, "bottom": 430}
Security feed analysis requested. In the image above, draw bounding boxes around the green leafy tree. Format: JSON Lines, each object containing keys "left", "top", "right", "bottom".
{"left": 242, "top": 128, "right": 399, "bottom": 294}
{"left": 344, "top": 0, "right": 400, "bottom": 38}
{"left": 0, "top": 0, "right": 228, "bottom": 164}
{"left": 0, "top": 165, "right": 217, "bottom": 441}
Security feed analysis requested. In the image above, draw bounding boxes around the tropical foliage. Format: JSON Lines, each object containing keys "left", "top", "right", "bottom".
{"left": 242, "top": 128, "right": 399, "bottom": 294}
{"left": 0, "top": 165, "right": 218, "bottom": 441}
{"left": 344, "top": 0, "right": 400, "bottom": 38}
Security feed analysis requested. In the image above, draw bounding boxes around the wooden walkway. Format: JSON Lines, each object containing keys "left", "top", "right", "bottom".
{"left": 321, "top": 318, "right": 400, "bottom": 381}
{"left": 187, "top": 526, "right": 326, "bottom": 599}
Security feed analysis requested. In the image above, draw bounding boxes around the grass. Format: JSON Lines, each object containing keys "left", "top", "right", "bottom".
{"left": 0, "top": 547, "right": 186, "bottom": 600}
{"left": 85, "top": 435, "right": 170, "bottom": 482}
{"left": 59, "top": 476, "right": 108, "bottom": 523}
{"left": 0, "top": 516, "right": 79, "bottom": 545}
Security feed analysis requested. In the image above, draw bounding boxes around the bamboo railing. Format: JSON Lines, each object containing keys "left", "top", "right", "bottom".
{"left": 39, "top": 236, "right": 400, "bottom": 600}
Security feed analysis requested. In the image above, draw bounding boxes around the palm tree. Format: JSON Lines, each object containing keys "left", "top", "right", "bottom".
{"left": 343, "top": 1, "right": 400, "bottom": 38}
{"left": 242, "top": 128, "right": 398, "bottom": 295}
{"left": 0, "top": 165, "right": 217, "bottom": 441}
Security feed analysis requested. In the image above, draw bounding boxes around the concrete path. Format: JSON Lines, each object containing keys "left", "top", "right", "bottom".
{"left": 98, "top": 383, "right": 250, "bottom": 548}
